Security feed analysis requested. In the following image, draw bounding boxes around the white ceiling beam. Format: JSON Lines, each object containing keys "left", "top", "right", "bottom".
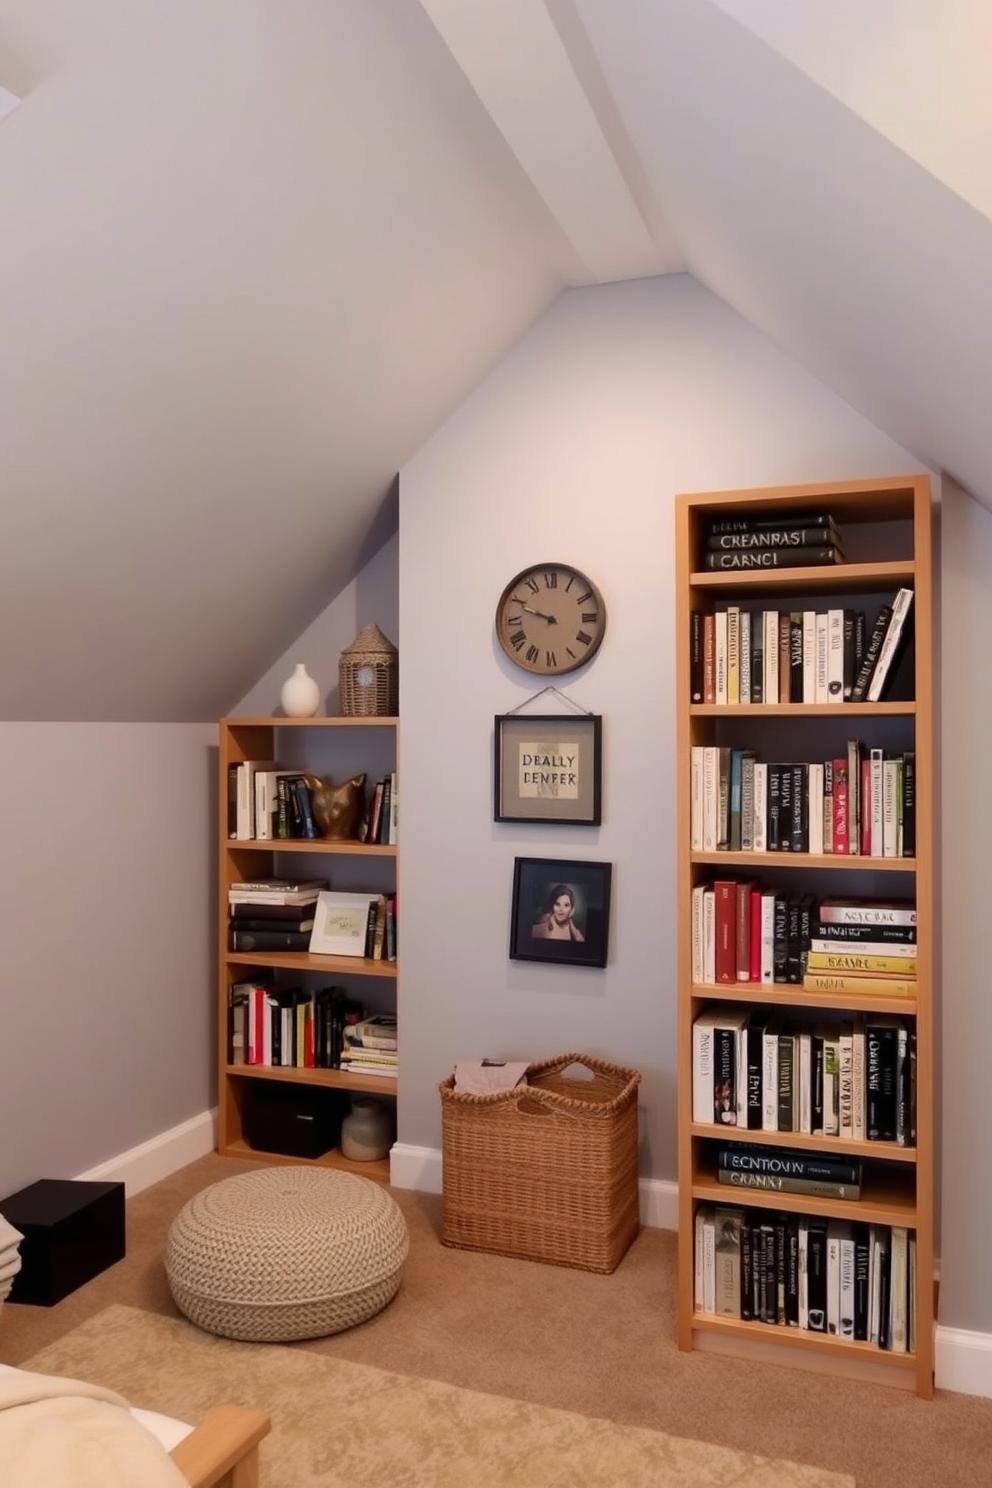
{"left": 418, "top": 0, "right": 666, "bottom": 284}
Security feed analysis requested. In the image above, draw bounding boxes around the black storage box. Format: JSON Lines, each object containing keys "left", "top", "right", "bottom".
{"left": 0, "top": 1179, "right": 126, "bottom": 1306}
{"left": 246, "top": 1082, "right": 346, "bottom": 1159}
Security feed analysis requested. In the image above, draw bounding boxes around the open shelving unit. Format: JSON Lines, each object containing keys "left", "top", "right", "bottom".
{"left": 674, "top": 475, "right": 934, "bottom": 1397}
{"left": 217, "top": 716, "right": 398, "bottom": 1183}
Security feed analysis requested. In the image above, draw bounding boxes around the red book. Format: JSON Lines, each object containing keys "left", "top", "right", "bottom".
{"left": 714, "top": 880, "right": 738, "bottom": 983}
{"left": 736, "top": 881, "right": 755, "bottom": 983}
{"left": 833, "top": 759, "right": 850, "bottom": 854}
{"left": 749, "top": 887, "right": 762, "bottom": 982}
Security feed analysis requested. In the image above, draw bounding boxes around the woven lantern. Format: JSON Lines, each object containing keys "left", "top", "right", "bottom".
{"left": 339, "top": 624, "right": 398, "bottom": 717}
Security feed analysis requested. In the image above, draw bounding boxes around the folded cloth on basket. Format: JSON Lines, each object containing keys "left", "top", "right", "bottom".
{"left": 453, "top": 1060, "right": 529, "bottom": 1096}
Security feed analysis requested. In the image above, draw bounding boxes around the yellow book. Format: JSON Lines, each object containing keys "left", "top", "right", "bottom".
{"left": 803, "top": 972, "right": 915, "bottom": 997}
{"left": 805, "top": 950, "right": 917, "bottom": 976}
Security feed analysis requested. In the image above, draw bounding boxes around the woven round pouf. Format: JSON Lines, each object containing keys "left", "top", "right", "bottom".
{"left": 164, "top": 1167, "right": 409, "bottom": 1342}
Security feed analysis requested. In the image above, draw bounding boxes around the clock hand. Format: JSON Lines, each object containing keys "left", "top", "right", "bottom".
{"left": 512, "top": 597, "right": 558, "bottom": 624}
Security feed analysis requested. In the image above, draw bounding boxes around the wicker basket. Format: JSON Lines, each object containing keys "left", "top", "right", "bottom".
{"left": 339, "top": 625, "right": 398, "bottom": 717}
{"left": 439, "top": 1053, "right": 641, "bottom": 1273}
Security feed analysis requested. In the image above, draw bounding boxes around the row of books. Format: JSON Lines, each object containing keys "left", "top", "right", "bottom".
{"left": 690, "top": 744, "right": 917, "bottom": 858}
{"left": 695, "top": 1206, "right": 916, "bottom": 1352}
{"left": 692, "top": 1009, "right": 917, "bottom": 1145}
{"left": 691, "top": 886, "right": 917, "bottom": 993}
{"left": 700, "top": 510, "right": 845, "bottom": 572}
{"left": 229, "top": 983, "right": 364, "bottom": 1069}
{"left": 689, "top": 589, "right": 913, "bottom": 705}
{"left": 227, "top": 881, "right": 397, "bottom": 961}
{"left": 228, "top": 760, "right": 398, "bottom": 845}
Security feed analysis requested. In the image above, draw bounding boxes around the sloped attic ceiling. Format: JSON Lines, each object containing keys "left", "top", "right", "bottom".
{"left": 0, "top": 0, "right": 988, "bottom": 720}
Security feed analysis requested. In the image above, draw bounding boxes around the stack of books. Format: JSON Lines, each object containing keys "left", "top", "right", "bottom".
{"left": 804, "top": 897, "right": 917, "bottom": 997}
{"left": 702, "top": 510, "right": 843, "bottom": 571}
{"left": 228, "top": 878, "right": 327, "bottom": 953}
{"left": 340, "top": 1012, "right": 398, "bottom": 1080}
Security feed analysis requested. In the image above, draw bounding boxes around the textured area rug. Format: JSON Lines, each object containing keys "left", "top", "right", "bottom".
{"left": 24, "top": 1304, "right": 855, "bottom": 1488}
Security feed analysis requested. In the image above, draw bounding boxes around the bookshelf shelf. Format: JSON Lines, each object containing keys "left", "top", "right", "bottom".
{"left": 218, "top": 716, "right": 399, "bottom": 1180}
{"left": 676, "top": 475, "right": 934, "bottom": 1396}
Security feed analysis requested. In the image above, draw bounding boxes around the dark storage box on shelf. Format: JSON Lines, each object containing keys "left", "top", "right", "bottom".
{"left": 439, "top": 1052, "right": 641, "bottom": 1274}
{"left": 245, "top": 1082, "right": 348, "bottom": 1160}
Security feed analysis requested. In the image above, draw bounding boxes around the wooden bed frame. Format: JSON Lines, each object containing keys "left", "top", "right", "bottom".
{"left": 169, "top": 1403, "right": 271, "bottom": 1488}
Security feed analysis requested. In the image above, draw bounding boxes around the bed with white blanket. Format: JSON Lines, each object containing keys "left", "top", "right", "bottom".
{"left": 0, "top": 1361, "right": 269, "bottom": 1488}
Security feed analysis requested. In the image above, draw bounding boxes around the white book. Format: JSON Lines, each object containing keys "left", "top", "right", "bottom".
{"left": 702, "top": 747, "right": 718, "bottom": 852}
{"left": 827, "top": 608, "right": 845, "bottom": 702}
{"left": 752, "top": 762, "right": 768, "bottom": 853}
{"left": 387, "top": 769, "right": 398, "bottom": 845}
{"left": 703, "top": 890, "right": 716, "bottom": 984}
{"left": 694, "top": 1208, "right": 708, "bottom": 1310}
{"left": 815, "top": 612, "right": 829, "bottom": 704}
{"left": 889, "top": 1226, "right": 909, "bottom": 1353}
{"left": 702, "top": 1208, "right": 717, "bottom": 1315}
{"left": 802, "top": 610, "right": 817, "bottom": 703}
{"left": 798, "top": 1030, "right": 812, "bottom": 1135}
{"left": 867, "top": 587, "right": 914, "bottom": 702}
{"left": 798, "top": 1217, "right": 810, "bottom": 1330}
{"left": 762, "top": 1020, "right": 782, "bottom": 1132}
{"left": 690, "top": 747, "right": 704, "bottom": 850}
{"left": 826, "top": 1226, "right": 842, "bottom": 1336}
{"left": 691, "top": 884, "right": 705, "bottom": 984}
{"left": 739, "top": 611, "right": 751, "bottom": 703}
{"left": 692, "top": 1011, "right": 722, "bottom": 1122}
{"left": 764, "top": 610, "right": 779, "bottom": 703}
{"left": 870, "top": 747, "right": 885, "bottom": 857}
{"left": 809, "top": 937, "right": 916, "bottom": 959}
{"left": 236, "top": 758, "right": 278, "bottom": 839}
{"left": 254, "top": 768, "right": 299, "bottom": 842}
{"left": 808, "top": 762, "right": 824, "bottom": 855}
{"left": 760, "top": 892, "right": 775, "bottom": 984}
{"left": 715, "top": 610, "right": 728, "bottom": 706}
{"left": 883, "top": 759, "right": 899, "bottom": 857}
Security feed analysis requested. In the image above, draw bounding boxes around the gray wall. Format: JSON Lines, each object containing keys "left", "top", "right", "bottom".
{"left": 0, "top": 723, "right": 214, "bottom": 1197}
{"left": 397, "top": 272, "right": 922, "bottom": 1186}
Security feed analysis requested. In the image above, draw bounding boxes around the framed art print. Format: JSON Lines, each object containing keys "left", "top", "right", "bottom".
{"left": 494, "top": 713, "right": 602, "bottom": 825}
{"left": 509, "top": 856, "right": 612, "bottom": 968}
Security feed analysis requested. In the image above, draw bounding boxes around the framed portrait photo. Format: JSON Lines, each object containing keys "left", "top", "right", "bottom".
{"left": 494, "top": 713, "right": 602, "bottom": 825}
{"left": 509, "top": 856, "right": 612, "bottom": 968}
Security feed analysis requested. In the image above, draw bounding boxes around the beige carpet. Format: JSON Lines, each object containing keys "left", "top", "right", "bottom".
{"left": 22, "top": 1303, "right": 854, "bottom": 1488}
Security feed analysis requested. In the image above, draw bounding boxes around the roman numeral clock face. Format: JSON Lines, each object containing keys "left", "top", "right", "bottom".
{"left": 495, "top": 563, "right": 607, "bottom": 676}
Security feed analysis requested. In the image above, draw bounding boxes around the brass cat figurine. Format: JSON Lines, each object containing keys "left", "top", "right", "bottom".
{"left": 304, "top": 773, "right": 366, "bottom": 840}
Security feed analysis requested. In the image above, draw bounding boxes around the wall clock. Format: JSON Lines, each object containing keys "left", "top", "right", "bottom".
{"left": 495, "top": 563, "right": 607, "bottom": 676}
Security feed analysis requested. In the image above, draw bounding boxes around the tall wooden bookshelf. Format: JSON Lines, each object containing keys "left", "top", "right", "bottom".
{"left": 674, "top": 475, "right": 934, "bottom": 1397}
{"left": 217, "top": 716, "right": 398, "bottom": 1182}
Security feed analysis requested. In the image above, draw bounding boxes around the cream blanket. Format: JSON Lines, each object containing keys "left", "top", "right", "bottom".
{"left": 0, "top": 1368, "right": 188, "bottom": 1487}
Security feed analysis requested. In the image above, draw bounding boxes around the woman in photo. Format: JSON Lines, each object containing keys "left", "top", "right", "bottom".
{"left": 531, "top": 884, "right": 585, "bottom": 942}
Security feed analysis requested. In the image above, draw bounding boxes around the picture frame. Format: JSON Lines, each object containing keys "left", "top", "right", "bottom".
{"left": 308, "top": 890, "right": 377, "bottom": 957}
{"left": 509, "top": 856, "right": 612, "bottom": 968}
{"left": 494, "top": 713, "right": 602, "bottom": 825}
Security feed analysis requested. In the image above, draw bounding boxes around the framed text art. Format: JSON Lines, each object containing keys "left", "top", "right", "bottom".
{"left": 509, "top": 856, "right": 612, "bottom": 968}
{"left": 494, "top": 713, "right": 602, "bottom": 825}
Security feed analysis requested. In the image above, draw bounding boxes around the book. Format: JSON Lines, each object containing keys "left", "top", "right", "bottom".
{"left": 706, "top": 511, "right": 837, "bottom": 535}
{"left": 866, "top": 588, "right": 914, "bottom": 702}
{"left": 803, "top": 972, "right": 916, "bottom": 996}
{"left": 228, "top": 928, "right": 312, "bottom": 952}
{"left": 717, "top": 1170, "right": 861, "bottom": 1200}
{"left": 716, "top": 1145, "right": 861, "bottom": 1184}
{"left": 229, "top": 900, "right": 319, "bottom": 922}
{"left": 704, "top": 547, "right": 842, "bottom": 571}
{"left": 706, "top": 525, "right": 842, "bottom": 551}
{"left": 228, "top": 915, "right": 315, "bottom": 935}
{"left": 806, "top": 950, "right": 917, "bottom": 976}
{"left": 818, "top": 899, "right": 916, "bottom": 927}
{"left": 850, "top": 602, "right": 892, "bottom": 702}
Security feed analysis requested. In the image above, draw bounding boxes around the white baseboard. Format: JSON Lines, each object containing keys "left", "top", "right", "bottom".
{"left": 75, "top": 1110, "right": 217, "bottom": 1198}
{"left": 935, "top": 1325, "right": 992, "bottom": 1399}
{"left": 77, "top": 1127, "right": 992, "bottom": 1400}
{"left": 389, "top": 1144, "right": 678, "bottom": 1231}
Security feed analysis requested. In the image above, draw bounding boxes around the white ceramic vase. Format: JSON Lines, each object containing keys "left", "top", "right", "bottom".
{"left": 280, "top": 663, "right": 321, "bottom": 718}
{"left": 340, "top": 1097, "right": 393, "bottom": 1162}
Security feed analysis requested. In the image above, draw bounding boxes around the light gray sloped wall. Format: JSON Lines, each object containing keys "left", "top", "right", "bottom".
{"left": 938, "top": 480, "right": 992, "bottom": 1332}
{"left": 397, "top": 272, "right": 923, "bottom": 1186}
{"left": 0, "top": 723, "right": 214, "bottom": 1199}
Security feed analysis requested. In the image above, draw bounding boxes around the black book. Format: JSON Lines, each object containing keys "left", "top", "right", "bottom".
{"left": 785, "top": 891, "right": 804, "bottom": 985}
{"left": 876, "top": 1228, "right": 892, "bottom": 1348}
{"left": 228, "top": 928, "right": 312, "bottom": 953}
{"left": 707, "top": 511, "right": 836, "bottom": 536}
{"left": 717, "top": 1145, "right": 862, "bottom": 1185}
{"left": 767, "top": 764, "right": 783, "bottom": 851}
{"left": 230, "top": 900, "right": 317, "bottom": 923}
{"left": 706, "top": 526, "right": 841, "bottom": 551}
{"left": 785, "top": 1215, "right": 801, "bottom": 1327}
{"left": 789, "top": 763, "right": 807, "bottom": 854}
{"left": 778, "top": 764, "right": 794, "bottom": 852}
{"left": 690, "top": 610, "right": 704, "bottom": 703}
{"left": 228, "top": 915, "right": 316, "bottom": 935}
{"left": 704, "top": 546, "right": 843, "bottom": 572}
{"left": 774, "top": 1213, "right": 788, "bottom": 1324}
{"left": 745, "top": 1022, "right": 765, "bottom": 1130}
{"left": 714, "top": 1027, "right": 738, "bottom": 1125}
{"left": 789, "top": 613, "right": 804, "bottom": 703}
{"left": 850, "top": 603, "right": 893, "bottom": 702}
{"left": 854, "top": 610, "right": 867, "bottom": 680}
{"left": 902, "top": 752, "right": 917, "bottom": 858}
{"left": 866, "top": 1019, "right": 901, "bottom": 1141}
{"left": 814, "top": 920, "right": 916, "bottom": 944}
{"left": 759, "top": 1219, "right": 777, "bottom": 1324}
{"left": 740, "top": 1215, "right": 755, "bottom": 1321}
{"left": 292, "top": 778, "right": 318, "bottom": 840}
{"left": 773, "top": 894, "right": 789, "bottom": 984}
{"left": 811, "top": 1035, "right": 825, "bottom": 1135}
{"left": 853, "top": 1223, "right": 871, "bottom": 1341}
{"left": 777, "top": 1029, "right": 795, "bottom": 1131}
{"left": 842, "top": 609, "right": 858, "bottom": 700}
